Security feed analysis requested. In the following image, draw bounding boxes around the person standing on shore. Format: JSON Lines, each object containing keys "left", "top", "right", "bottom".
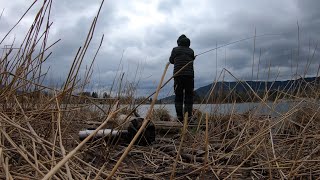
{"left": 169, "top": 34, "right": 195, "bottom": 122}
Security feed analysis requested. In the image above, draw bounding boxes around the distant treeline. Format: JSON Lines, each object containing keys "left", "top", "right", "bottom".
{"left": 6, "top": 87, "right": 155, "bottom": 104}
{"left": 5, "top": 76, "right": 319, "bottom": 105}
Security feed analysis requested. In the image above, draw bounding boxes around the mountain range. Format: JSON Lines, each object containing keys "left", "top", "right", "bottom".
{"left": 159, "top": 76, "right": 319, "bottom": 103}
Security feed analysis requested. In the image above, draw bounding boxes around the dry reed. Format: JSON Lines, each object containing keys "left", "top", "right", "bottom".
{"left": 0, "top": 1, "right": 319, "bottom": 179}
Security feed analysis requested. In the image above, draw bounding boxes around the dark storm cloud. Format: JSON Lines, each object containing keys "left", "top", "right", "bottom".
{"left": 0, "top": 18, "right": 11, "bottom": 32}
{"left": 189, "top": 0, "right": 319, "bottom": 83}
{"left": 157, "top": 0, "right": 181, "bottom": 13}
{"left": 144, "top": 24, "right": 178, "bottom": 48}
{"left": 1, "top": 0, "right": 320, "bottom": 97}
{"left": 43, "top": 0, "right": 132, "bottom": 83}
{"left": 297, "top": 1, "right": 320, "bottom": 20}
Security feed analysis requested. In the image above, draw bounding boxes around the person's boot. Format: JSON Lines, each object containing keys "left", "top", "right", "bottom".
{"left": 175, "top": 103, "right": 183, "bottom": 122}
{"left": 184, "top": 104, "right": 193, "bottom": 123}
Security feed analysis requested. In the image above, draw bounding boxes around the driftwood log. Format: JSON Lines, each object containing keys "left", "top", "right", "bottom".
{"left": 80, "top": 114, "right": 155, "bottom": 145}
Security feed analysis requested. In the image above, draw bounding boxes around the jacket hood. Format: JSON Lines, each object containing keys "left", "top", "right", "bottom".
{"left": 177, "top": 34, "right": 190, "bottom": 47}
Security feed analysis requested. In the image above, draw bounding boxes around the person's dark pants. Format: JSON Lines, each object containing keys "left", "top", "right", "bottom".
{"left": 174, "top": 76, "right": 194, "bottom": 121}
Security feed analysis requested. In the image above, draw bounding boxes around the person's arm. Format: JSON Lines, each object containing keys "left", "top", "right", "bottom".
{"left": 192, "top": 50, "right": 195, "bottom": 60}
{"left": 169, "top": 48, "right": 176, "bottom": 64}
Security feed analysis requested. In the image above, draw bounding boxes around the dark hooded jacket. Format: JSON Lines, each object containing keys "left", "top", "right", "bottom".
{"left": 169, "top": 35, "right": 195, "bottom": 77}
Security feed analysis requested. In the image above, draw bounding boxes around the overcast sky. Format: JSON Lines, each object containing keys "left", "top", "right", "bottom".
{"left": 1, "top": 0, "right": 319, "bottom": 97}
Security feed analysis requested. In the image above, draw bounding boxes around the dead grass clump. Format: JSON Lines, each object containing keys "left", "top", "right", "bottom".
{"left": 151, "top": 108, "right": 171, "bottom": 121}
{"left": 293, "top": 104, "right": 320, "bottom": 130}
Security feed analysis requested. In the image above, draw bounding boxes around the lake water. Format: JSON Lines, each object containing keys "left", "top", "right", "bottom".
{"left": 137, "top": 101, "right": 294, "bottom": 118}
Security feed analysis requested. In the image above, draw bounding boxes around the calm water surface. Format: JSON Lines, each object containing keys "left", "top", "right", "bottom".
{"left": 137, "top": 102, "right": 295, "bottom": 118}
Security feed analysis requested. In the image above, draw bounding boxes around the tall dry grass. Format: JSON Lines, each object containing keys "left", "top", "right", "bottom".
{"left": 0, "top": 0, "right": 319, "bottom": 179}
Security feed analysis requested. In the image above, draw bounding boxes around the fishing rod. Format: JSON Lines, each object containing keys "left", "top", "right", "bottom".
{"left": 130, "top": 33, "right": 282, "bottom": 114}
{"left": 195, "top": 33, "right": 281, "bottom": 58}
{"left": 106, "top": 33, "right": 283, "bottom": 178}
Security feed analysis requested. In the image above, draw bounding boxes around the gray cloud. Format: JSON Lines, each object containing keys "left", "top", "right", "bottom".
{"left": 157, "top": 0, "right": 181, "bottom": 14}
{"left": 1, "top": 0, "right": 319, "bottom": 98}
